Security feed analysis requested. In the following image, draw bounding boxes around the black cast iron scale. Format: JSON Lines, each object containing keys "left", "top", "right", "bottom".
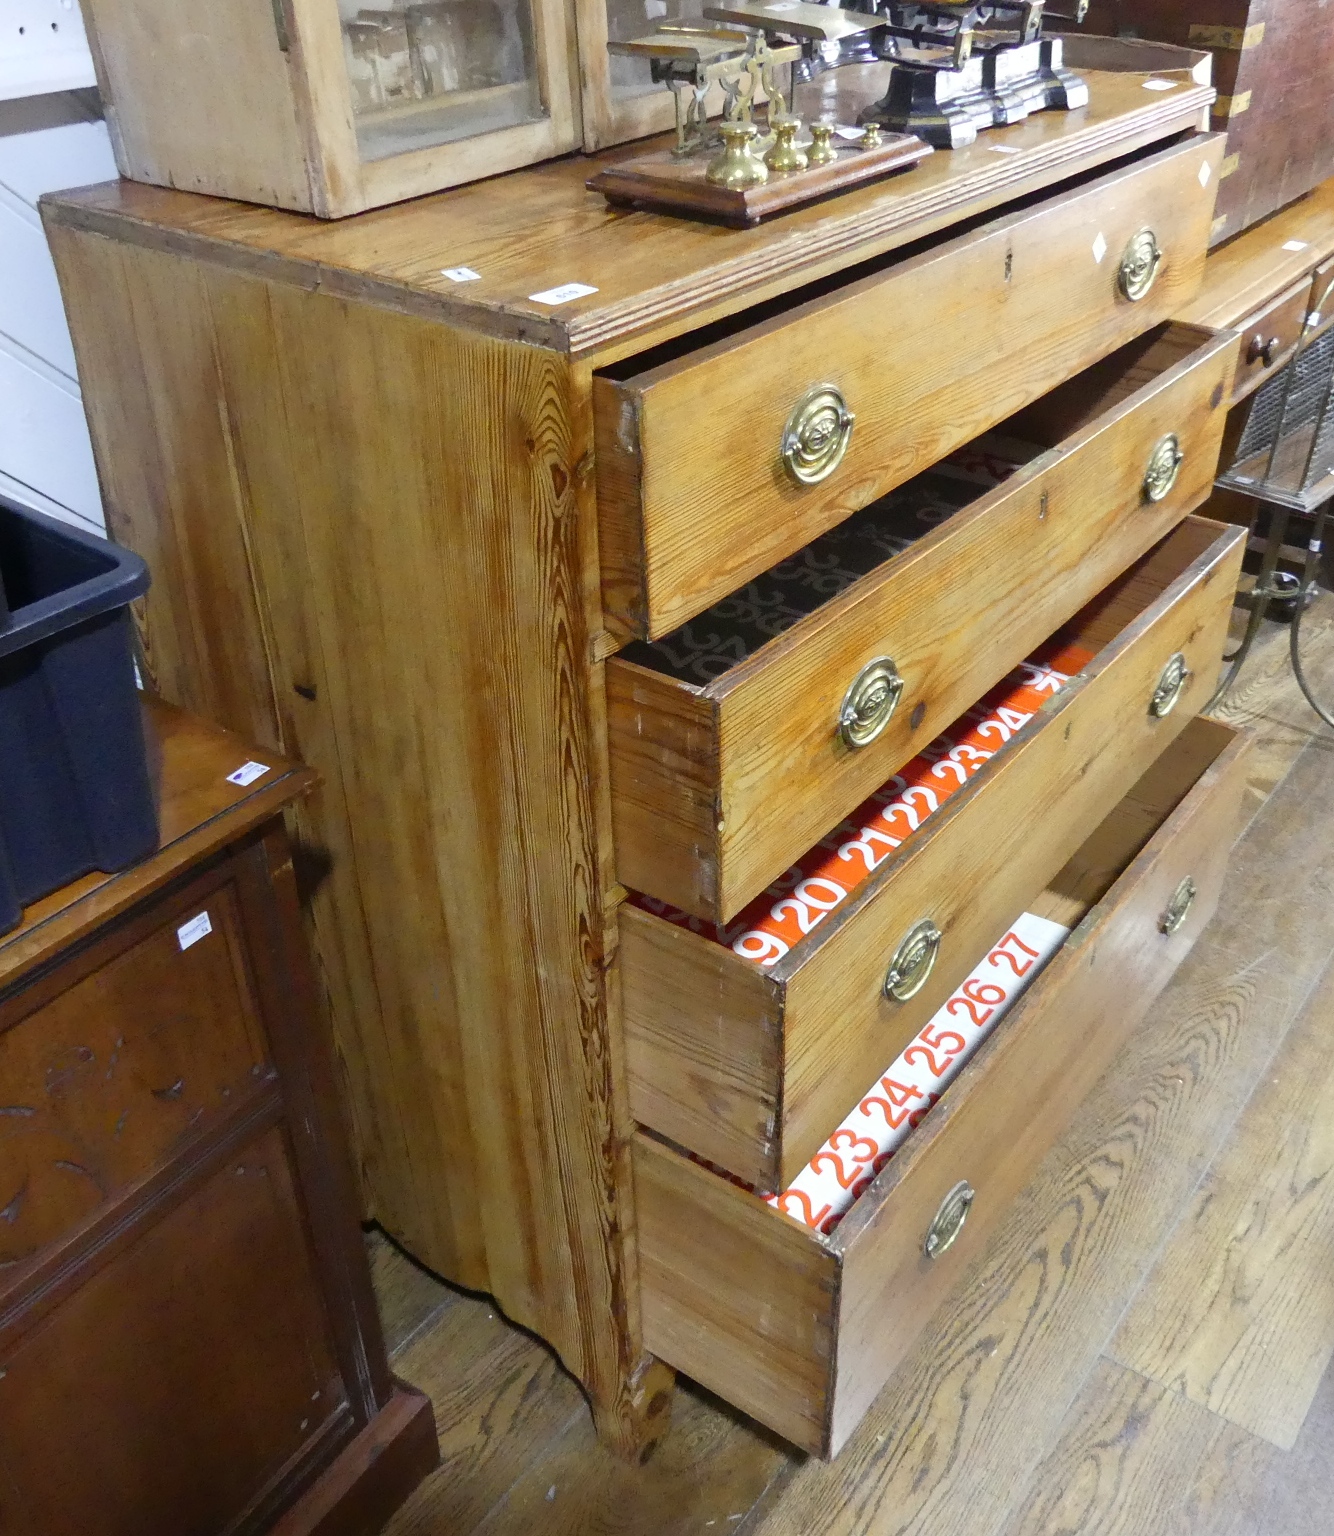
{"left": 711, "top": 0, "right": 1091, "bottom": 148}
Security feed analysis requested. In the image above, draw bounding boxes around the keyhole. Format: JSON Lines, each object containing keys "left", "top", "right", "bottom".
{"left": 1039, "top": 490, "right": 1049, "bottom": 521}
{"left": 1004, "top": 248, "right": 1014, "bottom": 283}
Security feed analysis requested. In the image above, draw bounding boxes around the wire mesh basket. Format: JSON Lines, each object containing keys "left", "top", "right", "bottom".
{"left": 1217, "top": 275, "right": 1334, "bottom": 514}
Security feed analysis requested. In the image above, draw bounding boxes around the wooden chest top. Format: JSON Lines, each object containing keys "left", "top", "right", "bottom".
{"left": 43, "top": 68, "right": 1212, "bottom": 363}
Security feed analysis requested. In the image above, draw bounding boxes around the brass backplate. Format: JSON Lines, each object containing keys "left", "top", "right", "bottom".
{"left": 1150, "top": 652, "right": 1189, "bottom": 718}
{"left": 839, "top": 657, "right": 904, "bottom": 749}
{"left": 924, "top": 1180, "right": 975, "bottom": 1259}
{"left": 884, "top": 918, "right": 942, "bottom": 1002}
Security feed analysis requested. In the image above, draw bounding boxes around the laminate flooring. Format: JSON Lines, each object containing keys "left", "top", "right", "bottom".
{"left": 375, "top": 595, "right": 1334, "bottom": 1536}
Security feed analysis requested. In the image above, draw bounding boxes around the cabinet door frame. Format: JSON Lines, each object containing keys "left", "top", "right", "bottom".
{"left": 289, "top": 0, "right": 583, "bottom": 215}
{"left": 575, "top": 0, "right": 679, "bottom": 151}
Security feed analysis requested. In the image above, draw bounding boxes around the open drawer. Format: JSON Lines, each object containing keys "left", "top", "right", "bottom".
{"left": 608, "top": 321, "right": 1239, "bottom": 923}
{"left": 635, "top": 714, "right": 1253, "bottom": 1458}
{"left": 595, "top": 133, "right": 1224, "bottom": 642}
{"left": 622, "top": 516, "right": 1244, "bottom": 1191}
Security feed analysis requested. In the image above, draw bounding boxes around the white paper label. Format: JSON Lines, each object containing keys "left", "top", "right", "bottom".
{"left": 528, "top": 282, "right": 599, "bottom": 306}
{"left": 1142, "top": 78, "right": 1178, "bottom": 91}
{"left": 1092, "top": 231, "right": 1108, "bottom": 265}
{"left": 441, "top": 266, "right": 481, "bottom": 283}
{"left": 177, "top": 911, "right": 213, "bottom": 951}
{"left": 833, "top": 125, "right": 865, "bottom": 140}
{"left": 1310, "top": 312, "right": 1323, "bottom": 329}
{"left": 768, "top": 911, "right": 1070, "bottom": 1235}
{"left": 226, "top": 761, "right": 270, "bottom": 787}
{"left": 1199, "top": 161, "right": 1212, "bottom": 187}
{"left": 989, "top": 144, "right": 1023, "bottom": 155}
{"left": 1284, "top": 240, "right": 1310, "bottom": 253}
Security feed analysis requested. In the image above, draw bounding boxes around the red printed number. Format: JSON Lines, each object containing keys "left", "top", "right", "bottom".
{"left": 987, "top": 930, "right": 1041, "bottom": 977}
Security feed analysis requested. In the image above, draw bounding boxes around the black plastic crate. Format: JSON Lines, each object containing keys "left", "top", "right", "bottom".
{"left": 0, "top": 496, "right": 157, "bottom": 933}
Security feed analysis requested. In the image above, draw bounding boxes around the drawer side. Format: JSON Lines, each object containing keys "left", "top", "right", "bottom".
{"left": 622, "top": 904, "right": 782, "bottom": 1178}
{"left": 635, "top": 1129, "right": 839, "bottom": 1454}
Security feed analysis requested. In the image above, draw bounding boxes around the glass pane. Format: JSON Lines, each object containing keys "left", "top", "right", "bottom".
{"left": 339, "top": 0, "right": 547, "bottom": 162}
{"left": 606, "top": 0, "right": 707, "bottom": 102}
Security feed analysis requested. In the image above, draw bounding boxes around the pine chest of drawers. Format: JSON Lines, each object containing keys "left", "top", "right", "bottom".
{"left": 44, "top": 62, "right": 1248, "bottom": 1461}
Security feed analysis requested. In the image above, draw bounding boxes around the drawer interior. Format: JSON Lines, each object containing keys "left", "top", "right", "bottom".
{"left": 615, "top": 322, "right": 1217, "bottom": 694}
{"left": 625, "top": 516, "right": 1243, "bottom": 1190}
{"left": 637, "top": 714, "right": 1249, "bottom": 1457}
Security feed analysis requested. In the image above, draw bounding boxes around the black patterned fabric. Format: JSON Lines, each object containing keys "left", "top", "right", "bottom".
{"left": 624, "top": 434, "right": 1032, "bottom": 686}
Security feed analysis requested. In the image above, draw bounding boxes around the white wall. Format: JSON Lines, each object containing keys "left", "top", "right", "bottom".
{"left": 1, "top": 48, "right": 117, "bottom": 534}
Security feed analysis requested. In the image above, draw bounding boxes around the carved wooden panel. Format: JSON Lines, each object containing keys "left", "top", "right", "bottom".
{"left": 0, "top": 1127, "right": 345, "bottom": 1536}
{"left": 0, "top": 877, "right": 270, "bottom": 1278}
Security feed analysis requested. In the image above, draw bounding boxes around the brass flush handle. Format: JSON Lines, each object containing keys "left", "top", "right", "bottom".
{"left": 1247, "top": 334, "right": 1281, "bottom": 368}
{"left": 839, "top": 658, "right": 904, "bottom": 748}
{"left": 1159, "top": 876, "right": 1198, "bottom": 936}
{"left": 1150, "top": 652, "right": 1190, "bottom": 718}
{"left": 782, "top": 384, "right": 855, "bottom": 485}
{"left": 1143, "top": 433, "right": 1185, "bottom": 503}
{"left": 924, "top": 1180, "right": 975, "bottom": 1259}
{"left": 884, "top": 919, "right": 942, "bottom": 1002}
{"left": 1119, "top": 228, "right": 1163, "bottom": 302}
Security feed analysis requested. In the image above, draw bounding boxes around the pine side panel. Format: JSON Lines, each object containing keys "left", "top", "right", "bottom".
{"left": 48, "top": 229, "right": 657, "bottom": 1449}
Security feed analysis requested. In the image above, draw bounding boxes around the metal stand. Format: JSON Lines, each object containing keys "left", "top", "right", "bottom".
{"left": 1210, "top": 274, "right": 1334, "bottom": 723}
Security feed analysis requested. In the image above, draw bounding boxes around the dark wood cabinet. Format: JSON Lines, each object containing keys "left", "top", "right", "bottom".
{"left": 0, "top": 701, "right": 436, "bottom": 1534}
{"left": 1081, "top": 0, "right": 1334, "bottom": 243}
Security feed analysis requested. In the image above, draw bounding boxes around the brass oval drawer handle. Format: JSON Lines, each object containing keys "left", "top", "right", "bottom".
{"left": 839, "top": 657, "right": 904, "bottom": 748}
{"left": 925, "top": 1180, "right": 975, "bottom": 1260}
{"left": 884, "top": 918, "right": 941, "bottom": 1002}
{"left": 782, "top": 384, "right": 855, "bottom": 485}
{"left": 1143, "top": 433, "right": 1185, "bottom": 503}
{"left": 1247, "top": 334, "right": 1282, "bottom": 368}
{"left": 1159, "top": 875, "right": 1198, "bottom": 936}
{"left": 1118, "top": 228, "right": 1163, "bottom": 303}
{"left": 1150, "top": 652, "right": 1190, "bottom": 718}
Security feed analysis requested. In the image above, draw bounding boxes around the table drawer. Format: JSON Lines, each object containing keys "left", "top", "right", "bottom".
{"left": 623, "top": 516, "right": 1244, "bottom": 1190}
{"left": 609, "top": 321, "right": 1239, "bottom": 923}
{"left": 0, "top": 869, "right": 270, "bottom": 1282}
{"left": 636, "top": 713, "right": 1252, "bottom": 1457}
{"left": 1231, "top": 279, "right": 1312, "bottom": 403}
{"left": 595, "top": 134, "right": 1224, "bottom": 642}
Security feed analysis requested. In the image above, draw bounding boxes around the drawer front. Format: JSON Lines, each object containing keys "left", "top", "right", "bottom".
{"left": 596, "top": 134, "right": 1224, "bottom": 641}
{"left": 1232, "top": 279, "right": 1312, "bottom": 402}
{"left": 0, "top": 872, "right": 269, "bottom": 1279}
{"left": 624, "top": 518, "right": 1245, "bottom": 1190}
{"left": 636, "top": 716, "right": 1252, "bottom": 1457}
{"left": 609, "top": 322, "right": 1239, "bottom": 922}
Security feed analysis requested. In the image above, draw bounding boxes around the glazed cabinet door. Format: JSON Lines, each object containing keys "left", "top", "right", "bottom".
{"left": 317, "top": 0, "right": 581, "bottom": 208}
{"left": 577, "top": 0, "right": 707, "bottom": 149}
{"left": 76, "top": 0, "right": 581, "bottom": 215}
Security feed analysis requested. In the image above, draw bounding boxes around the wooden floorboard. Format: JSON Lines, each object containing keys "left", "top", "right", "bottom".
{"left": 469, "top": 1382, "right": 792, "bottom": 1536}
{"left": 1109, "top": 951, "right": 1334, "bottom": 1450}
{"left": 1208, "top": 593, "right": 1334, "bottom": 827}
{"left": 367, "top": 1227, "right": 457, "bottom": 1358}
{"left": 374, "top": 604, "right": 1334, "bottom": 1536}
{"left": 381, "top": 1282, "right": 590, "bottom": 1535}
{"left": 995, "top": 1358, "right": 1244, "bottom": 1536}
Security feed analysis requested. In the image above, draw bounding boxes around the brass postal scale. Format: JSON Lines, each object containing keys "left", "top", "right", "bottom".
{"left": 586, "top": 0, "right": 1090, "bottom": 224}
